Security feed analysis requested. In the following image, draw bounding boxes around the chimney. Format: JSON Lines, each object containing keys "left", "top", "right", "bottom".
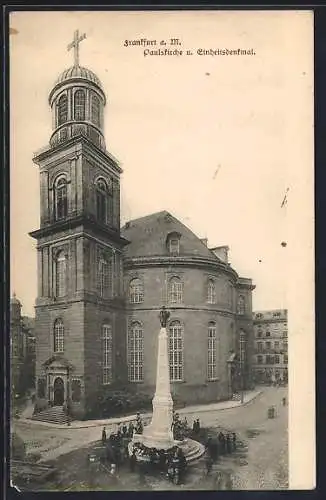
{"left": 200, "top": 238, "right": 208, "bottom": 247}
{"left": 210, "top": 245, "right": 229, "bottom": 263}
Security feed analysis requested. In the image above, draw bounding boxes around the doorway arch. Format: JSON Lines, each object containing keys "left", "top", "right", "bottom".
{"left": 53, "top": 377, "right": 65, "bottom": 406}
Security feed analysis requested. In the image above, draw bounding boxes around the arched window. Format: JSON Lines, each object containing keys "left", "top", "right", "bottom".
{"left": 207, "top": 279, "right": 216, "bottom": 304}
{"left": 128, "top": 322, "right": 144, "bottom": 382}
{"left": 58, "top": 94, "right": 68, "bottom": 126}
{"left": 207, "top": 322, "right": 217, "bottom": 380}
{"left": 91, "top": 94, "right": 101, "bottom": 127}
{"left": 237, "top": 295, "right": 245, "bottom": 315}
{"left": 74, "top": 89, "right": 85, "bottom": 121}
{"left": 168, "top": 276, "right": 183, "bottom": 304}
{"left": 129, "top": 278, "right": 144, "bottom": 303}
{"left": 169, "top": 320, "right": 183, "bottom": 382}
{"left": 54, "top": 176, "right": 68, "bottom": 220}
{"left": 98, "top": 254, "right": 112, "bottom": 298}
{"left": 95, "top": 178, "right": 113, "bottom": 224}
{"left": 102, "top": 324, "right": 113, "bottom": 385}
{"left": 54, "top": 319, "right": 64, "bottom": 353}
{"left": 55, "top": 251, "right": 66, "bottom": 297}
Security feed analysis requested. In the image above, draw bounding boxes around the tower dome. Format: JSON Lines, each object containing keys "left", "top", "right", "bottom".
{"left": 48, "top": 30, "right": 106, "bottom": 152}
{"left": 55, "top": 65, "right": 103, "bottom": 90}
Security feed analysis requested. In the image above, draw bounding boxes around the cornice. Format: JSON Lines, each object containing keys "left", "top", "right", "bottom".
{"left": 123, "top": 255, "right": 239, "bottom": 279}
{"left": 33, "top": 136, "right": 122, "bottom": 174}
{"left": 29, "top": 215, "right": 130, "bottom": 247}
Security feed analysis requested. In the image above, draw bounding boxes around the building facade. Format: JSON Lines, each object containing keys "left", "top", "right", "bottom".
{"left": 11, "top": 295, "right": 36, "bottom": 396}
{"left": 29, "top": 32, "right": 255, "bottom": 417}
{"left": 122, "top": 212, "right": 255, "bottom": 404}
{"left": 252, "top": 309, "right": 288, "bottom": 385}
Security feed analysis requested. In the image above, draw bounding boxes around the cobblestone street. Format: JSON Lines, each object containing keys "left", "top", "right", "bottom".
{"left": 12, "top": 386, "right": 288, "bottom": 490}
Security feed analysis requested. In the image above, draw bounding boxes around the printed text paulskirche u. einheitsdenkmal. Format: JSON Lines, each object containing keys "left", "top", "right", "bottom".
{"left": 123, "top": 39, "right": 256, "bottom": 57}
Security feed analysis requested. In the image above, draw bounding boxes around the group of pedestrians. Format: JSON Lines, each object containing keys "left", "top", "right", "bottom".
{"left": 205, "top": 431, "right": 237, "bottom": 474}
{"left": 171, "top": 412, "right": 190, "bottom": 440}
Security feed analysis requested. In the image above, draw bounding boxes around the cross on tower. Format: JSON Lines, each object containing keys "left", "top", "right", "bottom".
{"left": 67, "top": 29, "right": 87, "bottom": 67}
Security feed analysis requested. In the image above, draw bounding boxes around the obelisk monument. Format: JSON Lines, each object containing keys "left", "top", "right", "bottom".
{"left": 140, "top": 306, "right": 175, "bottom": 449}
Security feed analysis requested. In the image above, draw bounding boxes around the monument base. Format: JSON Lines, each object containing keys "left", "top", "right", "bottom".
{"left": 129, "top": 434, "right": 205, "bottom": 464}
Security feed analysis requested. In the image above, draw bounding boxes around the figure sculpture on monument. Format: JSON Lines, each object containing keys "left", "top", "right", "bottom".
{"left": 159, "top": 306, "right": 170, "bottom": 328}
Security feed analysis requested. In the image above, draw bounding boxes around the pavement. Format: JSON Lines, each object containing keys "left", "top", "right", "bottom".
{"left": 17, "top": 389, "right": 262, "bottom": 430}
{"left": 13, "top": 386, "right": 289, "bottom": 490}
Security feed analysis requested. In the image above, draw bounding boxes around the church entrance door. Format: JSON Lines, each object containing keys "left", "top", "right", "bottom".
{"left": 53, "top": 377, "right": 64, "bottom": 406}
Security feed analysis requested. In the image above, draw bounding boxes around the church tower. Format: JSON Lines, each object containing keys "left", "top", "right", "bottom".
{"left": 30, "top": 31, "right": 128, "bottom": 416}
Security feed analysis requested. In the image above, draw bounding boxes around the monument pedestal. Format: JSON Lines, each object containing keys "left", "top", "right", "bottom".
{"left": 130, "top": 318, "right": 205, "bottom": 462}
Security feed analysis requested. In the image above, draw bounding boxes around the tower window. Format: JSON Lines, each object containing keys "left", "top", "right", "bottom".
{"left": 237, "top": 295, "right": 245, "bottom": 315}
{"left": 129, "top": 278, "right": 144, "bottom": 303}
{"left": 96, "top": 178, "right": 113, "bottom": 224}
{"left": 91, "top": 94, "right": 101, "bottom": 127}
{"left": 128, "top": 321, "right": 144, "bottom": 382}
{"left": 54, "top": 176, "right": 68, "bottom": 221}
{"left": 58, "top": 94, "right": 68, "bottom": 126}
{"left": 54, "top": 319, "right": 64, "bottom": 353}
{"left": 207, "top": 322, "right": 217, "bottom": 380}
{"left": 169, "top": 320, "right": 184, "bottom": 382}
{"left": 74, "top": 89, "right": 86, "bottom": 121}
{"left": 98, "top": 254, "right": 112, "bottom": 299}
{"left": 102, "top": 324, "right": 113, "bottom": 385}
{"left": 207, "top": 279, "right": 217, "bottom": 304}
{"left": 168, "top": 276, "right": 183, "bottom": 304}
{"left": 55, "top": 251, "right": 66, "bottom": 297}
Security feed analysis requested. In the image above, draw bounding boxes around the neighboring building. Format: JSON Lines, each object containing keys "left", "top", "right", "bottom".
{"left": 29, "top": 32, "right": 255, "bottom": 418}
{"left": 10, "top": 294, "right": 36, "bottom": 395}
{"left": 252, "top": 309, "right": 288, "bottom": 385}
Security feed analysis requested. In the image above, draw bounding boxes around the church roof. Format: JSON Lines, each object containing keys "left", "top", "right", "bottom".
{"left": 121, "top": 211, "right": 220, "bottom": 261}
{"left": 54, "top": 65, "right": 103, "bottom": 89}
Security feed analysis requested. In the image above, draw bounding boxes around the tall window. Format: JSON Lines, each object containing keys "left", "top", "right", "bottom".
{"left": 257, "top": 355, "right": 263, "bottom": 364}
{"left": 207, "top": 279, "right": 216, "bottom": 304}
{"left": 128, "top": 322, "right": 144, "bottom": 382}
{"left": 274, "top": 355, "right": 280, "bottom": 364}
{"left": 102, "top": 324, "right": 113, "bottom": 384}
{"left": 129, "top": 278, "right": 144, "bottom": 303}
{"left": 207, "top": 322, "right": 217, "bottom": 380}
{"left": 96, "top": 179, "right": 108, "bottom": 224}
{"left": 54, "top": 176, "right": 68, "bottom": 220}
{"left": 74, "top": 89, "right": 85, "bottom": 120}
{"left": 239, "top": 330, "right": 246, "bottom": 368}
{"left": 91, "top": 94, "right": 101, "bottom": 127}
{"left": 168, "top": 276, "right": 183, "bottom": 304}
{"left": 237, "top": 295, "right": 245, "bottom": 315}
{"left": 55, "top": 251, "right": 66, "bottom": 297}
{"left": 98, "top": 254, "right": 111, "bottom": 298}
{"left": 54, "top": 319, "right": 64, "bottom": 353}
{"left": 169, "top": 321, "right": 183, "bottom": 381}
{"left": 257, "top": 342, "right": 263, "bottom": 353}
{"left": 58, "top": 94, "right": 68, "bottom": 125}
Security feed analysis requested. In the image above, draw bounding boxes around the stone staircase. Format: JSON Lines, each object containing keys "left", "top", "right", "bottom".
{"left": 31, "top": 406, "right": 69, "bottom": 424}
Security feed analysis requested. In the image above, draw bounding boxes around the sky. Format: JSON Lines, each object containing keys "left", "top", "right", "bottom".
{"left": 9, "top": 10, "right": 313, "bottom": 317}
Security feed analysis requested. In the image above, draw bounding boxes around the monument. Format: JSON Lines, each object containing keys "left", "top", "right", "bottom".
{"left": 129, "top": 307, "right": 205, "bottom": 462}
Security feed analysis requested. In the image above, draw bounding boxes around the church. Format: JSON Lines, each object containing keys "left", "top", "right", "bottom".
{"left": 30, "top": 31, "right": 255, "bottom": 419}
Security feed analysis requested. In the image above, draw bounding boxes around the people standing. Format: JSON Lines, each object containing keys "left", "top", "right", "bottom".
{"left": 129, "top": 449, "right": 137, "bottom": 472}
{"left": 232, "top": 433, "right": 237, "bottom": 452}
{"left": 102, "top": 426, "right": 107, "bottom": 445}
